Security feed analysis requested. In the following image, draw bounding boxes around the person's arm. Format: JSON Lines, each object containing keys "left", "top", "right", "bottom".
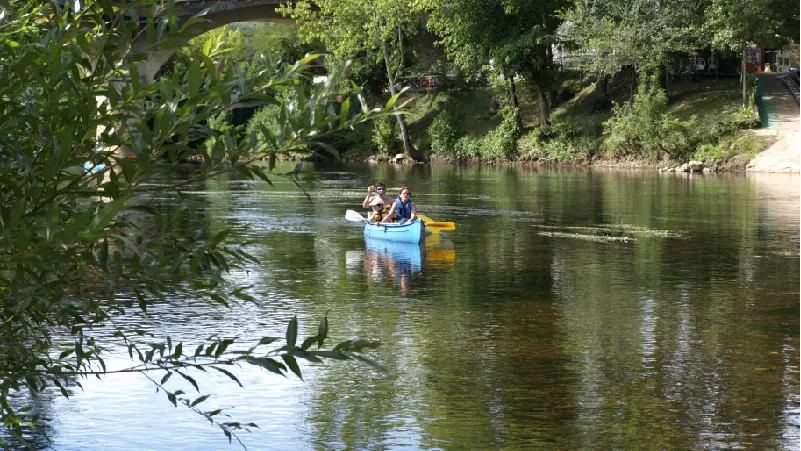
{"left": 409, "top": 201, "right": 417, "bottom": 222}
{"left": 362, "top": 186, "right": 374, "bottom": 209}
{"left": 367, "top": 211, "right": 375, "bottom": 222}
{"left": 382, "top": 202, "right": 397, "bottom": 223}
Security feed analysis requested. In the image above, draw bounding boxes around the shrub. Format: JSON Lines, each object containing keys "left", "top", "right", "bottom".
{"left": 693, "top": 143, "right": 731, "bottom": 163}
{"left": 603, "top": 74, "right": 696, "bottom": 160}
{"left": 518, "top": 132, "right": 596, "bottom": 162}
{"left": 451, "top": 107, "right": 520, "bottom": 162}
{"left": 428, "top": 95, "right": 465, "bottom": 155}
{"left": 372, "top": 117, "right": 401, "bottom": 154}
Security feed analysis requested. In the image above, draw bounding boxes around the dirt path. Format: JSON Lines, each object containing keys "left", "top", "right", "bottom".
{"left": 747, "top": 73, "right": 800, "bottom": 173}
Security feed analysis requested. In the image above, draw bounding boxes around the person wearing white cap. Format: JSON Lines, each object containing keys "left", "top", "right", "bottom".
{"left": 367, "top": 196, "right": 387, "bottom": 223}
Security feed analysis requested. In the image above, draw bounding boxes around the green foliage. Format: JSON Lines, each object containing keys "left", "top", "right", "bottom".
{"left": 428, "top": 95, "right": 466, "bottom": 155}
{"left": 603, "top": 75, "right": 697, "bottom": 160}
{"left": 161, "top": 24, "right": 316, "bottom": 81}
{"left": 372, "top": 117, "right": 402, "bottom": 154}
{"left": 518, "top": 126, "right": 597, "bottom": 162}
{"left": 693, "top": 131, "right": 763, "bottom": 162}
{"left": 705, "top": 0, "right": 792, "bottom": 52}
{"left": 280, "top": 0, "right": 426, "bottom": 159}
{"left": 0, "top": 1, "right": 395, "bottom": 446}
{"left": 442, "top": 108, "right": 520, "bottom": 161}
{"left": 562, "top": 0, "right": 707, "bottom": 75}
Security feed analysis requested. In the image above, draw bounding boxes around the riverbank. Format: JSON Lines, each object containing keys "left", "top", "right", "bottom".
{"left": 354, "top": 74, "right": 798, "bottom": 173}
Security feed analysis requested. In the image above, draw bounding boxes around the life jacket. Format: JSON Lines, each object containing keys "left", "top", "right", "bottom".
{"left": 395, "top": 199, "right": 414, "bottom": 220}
{"left": 371, "top": 210, "right": 384, "bottom": 222}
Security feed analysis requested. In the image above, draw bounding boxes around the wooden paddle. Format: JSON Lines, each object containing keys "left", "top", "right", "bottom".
{"left": 417, "top": 214, "right": 456, "bottom": 231}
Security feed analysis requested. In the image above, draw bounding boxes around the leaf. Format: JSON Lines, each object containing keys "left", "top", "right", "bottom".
{"left": 339, "top": 97, "right": 351, "bottom": 123}
{"left": 211, "top": 366, "right": 243, "bottom": 388}
{"left": 352, "top": 354, "right": 388, "bottom": 372}
{"left": 309, "top": 350, "right": 349, "bottom": 360}
{"left": 285, "top": 316, "right": 297, "bottom": 347}
{"left": 210, "top": 230, "right": 230, "bottom": 247}
{"left": 316, "top": 316, "right": 329, "bottom": 349}
{"left": 300, "top": 336, "right": 317, "bottom": 351}
{"left": 190, "top": 394, "right": 211, "bottom": 407}
{"left": 176, "top": 370, "right": 199, "bottom": 392}
{"left": 248, "top": 336, "right": 278, "bottom": 353}
{"left": 385, "top": 87, "right": 409, "bottom": 109}
{"left": 281, "top": 355, "right": 303, "bottom": 380}
{"left": 244, "top": 357, "right": 287, "bottom": 377}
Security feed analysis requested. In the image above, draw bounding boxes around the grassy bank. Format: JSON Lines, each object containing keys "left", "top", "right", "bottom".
{"left": 400, "top": 74, "right": 765, "bottom": 168}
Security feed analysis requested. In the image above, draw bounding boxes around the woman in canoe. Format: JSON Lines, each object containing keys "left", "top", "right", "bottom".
{"left": 382, "top": 187, "right": 417, "bottom": 224}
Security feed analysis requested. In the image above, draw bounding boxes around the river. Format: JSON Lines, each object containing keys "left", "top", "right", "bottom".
{"left": 26, "top": 164, "right": 801, "bottom": 450}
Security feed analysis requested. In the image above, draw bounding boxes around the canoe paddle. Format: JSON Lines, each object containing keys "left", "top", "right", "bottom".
{"left": 345, "top": 209, "right": 368, "bottom": 222}
{"left": 348, "top": 210, "right": 455, "bottom": 230}
{"left": 417, "top": 214, "right": 456, "bottom": 231}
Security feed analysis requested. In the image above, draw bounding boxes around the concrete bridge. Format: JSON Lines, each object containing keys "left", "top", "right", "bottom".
{"left": 128, "top": 0, "right": 294, "bottom": 81}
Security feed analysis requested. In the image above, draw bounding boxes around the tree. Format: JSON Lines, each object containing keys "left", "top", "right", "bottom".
{"left": 0, "top": 0, "right": 396, "bottom": 446}
{"left": 427, "top": 0, "right": 567, "bottom": 127}
{"left": 279, "top": 0, "right": 427, "bottom": 161}
{"left": 705, "top": 0, "right": 797, "bottom": 103}
{"left": 562, "top": 0, "right": 707, "bottom": 98}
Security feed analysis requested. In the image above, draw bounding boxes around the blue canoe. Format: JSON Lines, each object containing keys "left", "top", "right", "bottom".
{"left": 363, "top": 220, "right": 425, "bottom": 244}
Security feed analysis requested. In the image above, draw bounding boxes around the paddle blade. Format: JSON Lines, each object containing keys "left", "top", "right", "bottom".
{"left": 418, "top": 214, "right": 434, "bottom": 223}
{"left": 425, "top": 221, "right": 456, "bottom": 231}
{"left": 345, "top": 209, "right": 367, "bottom": 222}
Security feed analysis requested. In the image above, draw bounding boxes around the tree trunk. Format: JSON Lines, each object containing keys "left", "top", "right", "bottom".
{"left": 382, "top": 40, "right": 424, "bottom": 161}
{"left": 715, "top": 50, "right": 719, "bottom": 81}
{"left": 507, "top": 71, "right": 520, "bottom": 109}
{"left": 536, "top": 89, "right": 550, "bottom": 127}
{"left": 506, "top": 71, "right": 524, "bottom": 130}
{"left": 742, "top": 43, "right": 748, "bottom": 105}
{"left": 595, "top": 74, "right": 609, "bottom": 99}
{"left": 630, "top": 70, "right": 636, "bottom": 101}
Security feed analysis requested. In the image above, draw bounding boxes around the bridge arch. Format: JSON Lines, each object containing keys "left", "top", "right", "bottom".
{"left": 134, "top": 1, "right": 295, "bottom": 82}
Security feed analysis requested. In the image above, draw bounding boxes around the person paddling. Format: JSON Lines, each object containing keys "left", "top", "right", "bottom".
{"left": 383, "top": 187, "right": 417, "bottom": 224}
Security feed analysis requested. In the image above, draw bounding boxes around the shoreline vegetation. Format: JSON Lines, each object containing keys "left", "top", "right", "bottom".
{"left": 172, "top": 22, "right": 797, "bottom": 174}
{"left": 340, "top": 76, "right": 772, "bottom": 172}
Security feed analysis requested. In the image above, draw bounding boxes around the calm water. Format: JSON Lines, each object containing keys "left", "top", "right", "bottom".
{"left": 28, "top": 165, "right": 801, "bottom": 449}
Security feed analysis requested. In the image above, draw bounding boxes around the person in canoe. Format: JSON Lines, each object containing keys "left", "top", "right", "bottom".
{"left": 362, "top": 181, "right": 394, "bottom": 210}
{"left": 367, "top": 196, "right": 387, "bottom": 223}
{"left": 382, "top": 187, "right": 417, "bottom": 224}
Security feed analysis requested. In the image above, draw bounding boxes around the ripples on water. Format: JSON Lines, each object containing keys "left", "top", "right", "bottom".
{"left": 14, "top": 167, "right": 798, "bottom": 450}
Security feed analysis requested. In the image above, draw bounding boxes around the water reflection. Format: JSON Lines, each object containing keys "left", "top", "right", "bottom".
{"left": 11, "top": 165, "right": 797, "bottom": 450}
{"left": 348, "top": 234, "right": 456, "bottom": 296}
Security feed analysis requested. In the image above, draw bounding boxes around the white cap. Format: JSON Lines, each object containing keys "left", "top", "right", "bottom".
{"left": 369, "top": 196, "right": 385, "bottom": 207}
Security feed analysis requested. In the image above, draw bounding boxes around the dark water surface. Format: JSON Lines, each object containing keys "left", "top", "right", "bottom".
{"left": 43, "top": 165, "right": 800, "bottom": 450}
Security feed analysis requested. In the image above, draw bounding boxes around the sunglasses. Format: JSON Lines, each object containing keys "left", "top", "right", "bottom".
{"left": 376, "top": 187, "right": 386, "bottom": 191}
